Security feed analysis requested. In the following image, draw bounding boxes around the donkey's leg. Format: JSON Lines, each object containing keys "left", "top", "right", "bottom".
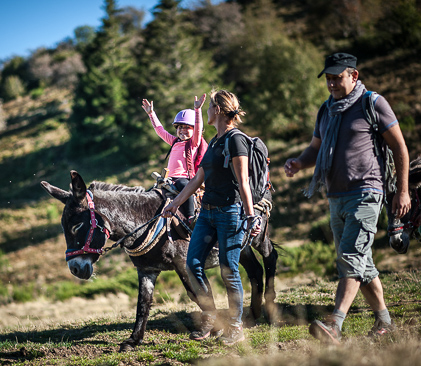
{"left": 240, "top": 245, "right": 264, "bottom": 322}
{"left": 172, "top": 256, "right": 199, "bottom": 305}
{"left": 172, "top": 255, "right": 223, "bottom": 335}
{"left": 120, "top": 269, "right": 160, "bottom": 352}
{"left": 172, "top": 257, "right": 217, "bottom": 313}
{"left": 261, "top": 240, "right": 279, "bottom": 324}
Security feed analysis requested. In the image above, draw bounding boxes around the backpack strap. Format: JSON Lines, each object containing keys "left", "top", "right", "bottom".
{"left": 362, "top": 91, "right": 381, "bottom": 157}
{"left": 185, "top": 138, "right": 194, "bottom": 179}
{"left": 222, "top": 129, "right": 254, "bottom": 188}
{"left": 362, "top": 91, "right": 396, "bottom": 195}
{"left": 223, "top": 129, "right": 240, "bottom": 168}
{"left": 193, "top": 136, "right": 208, "bottom": 174}
{"left": 164, "top": 138, "right": 180, "bottom": 162}
{"left": 165, "top": 137, "right": 206, "bottom": 179}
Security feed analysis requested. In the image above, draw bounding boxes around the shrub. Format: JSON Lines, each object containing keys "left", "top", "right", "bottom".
{"left": 281, "top": 241, "right": 336, "bottom": 276}
{"left": 2, "top": 75, "right": 25, "bottom": 101}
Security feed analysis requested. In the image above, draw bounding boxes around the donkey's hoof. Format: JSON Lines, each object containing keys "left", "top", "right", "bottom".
{"left": 264, "top": 303, "right": 280, "bottom": 325}
{"left": 243, "top": 312, "right": 257, "bottom": 327}
{"left": 119, "top": 339, "right": 137, "bottom": 352}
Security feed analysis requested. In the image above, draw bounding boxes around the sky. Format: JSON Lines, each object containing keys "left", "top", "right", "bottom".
{"left": 0, "top": 0, "right": 194, "bottom": 61}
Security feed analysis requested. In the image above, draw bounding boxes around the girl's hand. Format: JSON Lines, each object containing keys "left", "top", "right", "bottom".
{"left": 194, "top": 93, "right": 206, "bottom": 110}
{"left": 142, "top": 99, "right": 153, "bottom": 114}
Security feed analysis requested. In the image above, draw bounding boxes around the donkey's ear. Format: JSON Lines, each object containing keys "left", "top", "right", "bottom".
{"left": 409, "top": 167, "right": 421, "bottom": 189}
{"left": 40, "top": 181, "right": 71, "bottom": 204}
{"left": 70, "top": 170, "right": 87, "bottom": 202}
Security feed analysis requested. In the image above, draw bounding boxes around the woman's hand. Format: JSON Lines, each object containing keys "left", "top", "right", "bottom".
{"left": 162, "top": 201, "right": 179, "bottom": 218}
{"left": 247, "top": 217, "right": 262, "bottom": 237}
{"left": 194, "top": 93, "right": 206, "bottom": 109}
{"left": 142, "top": 99, "right": 153, "bottom": 114}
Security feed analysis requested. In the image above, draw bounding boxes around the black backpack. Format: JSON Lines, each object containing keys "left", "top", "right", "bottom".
{"left": 222, "top": 129, "right": 272, "bottom": 204}
{"left": 362, "top": 91, "right": 397, "bottom": 195}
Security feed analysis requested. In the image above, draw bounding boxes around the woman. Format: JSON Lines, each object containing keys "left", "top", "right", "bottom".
{"left": 162, "top": 90, "right": 260, "bottom": 346}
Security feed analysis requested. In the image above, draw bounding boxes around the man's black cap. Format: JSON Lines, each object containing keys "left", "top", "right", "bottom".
{"left": 318, "top": 53, "right": 357, "bottom": 78}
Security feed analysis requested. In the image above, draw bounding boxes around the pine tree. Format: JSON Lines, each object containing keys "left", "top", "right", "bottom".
{"left": 70, "top": 0, "right": 136, "bottom": 154}
{"left": 126, "top": 0, "right": 223, "bottom": 155}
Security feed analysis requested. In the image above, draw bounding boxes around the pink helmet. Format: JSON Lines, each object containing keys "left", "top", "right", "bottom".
{"left": 173, "top": 109, "right": 195, "bottom": 127}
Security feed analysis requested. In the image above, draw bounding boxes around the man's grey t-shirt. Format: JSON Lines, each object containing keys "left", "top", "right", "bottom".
{"left": 314, "top": 92, "right": 398, "bottom": 197}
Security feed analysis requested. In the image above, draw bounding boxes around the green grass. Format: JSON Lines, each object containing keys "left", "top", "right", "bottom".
{"left": 1, "top": 271, "right": 421, "bottom": 365}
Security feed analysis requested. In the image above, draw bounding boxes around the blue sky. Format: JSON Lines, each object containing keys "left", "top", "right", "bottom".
{"left": 0, "top": 0, "right": 195, "bottom": 61}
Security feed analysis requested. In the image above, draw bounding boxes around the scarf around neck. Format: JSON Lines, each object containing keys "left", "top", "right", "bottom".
{"left": 304, "top": 80, "right": 366, "bottom": 198}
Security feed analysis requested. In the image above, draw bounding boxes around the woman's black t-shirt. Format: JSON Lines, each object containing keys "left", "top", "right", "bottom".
{"left": 200, "top": 128, "right": 249, "bottom": 206}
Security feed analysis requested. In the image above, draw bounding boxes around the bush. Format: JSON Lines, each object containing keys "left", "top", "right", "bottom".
{"left": 0, "top": 100, "right": 5, "bottom": 131}
{"left": 2, "top": 75, "right": 25, "bottom": 101}
{"left": 30, "top": 87, "right": 44, "bottom": 99}
{"left": 281, "top": 241, "right": 336, "bottom": 276}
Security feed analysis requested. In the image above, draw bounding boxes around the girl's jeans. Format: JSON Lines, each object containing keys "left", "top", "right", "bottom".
{"left": 186, "top": 202, "right": 245, "bottom": 327}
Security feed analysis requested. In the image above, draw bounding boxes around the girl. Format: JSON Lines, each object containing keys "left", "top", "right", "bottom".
{"left": 142, "top": 99, "right": 207, "bottom": 224}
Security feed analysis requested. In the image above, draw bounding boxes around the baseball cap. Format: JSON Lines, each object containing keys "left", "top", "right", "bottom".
{"left": 318, "top": 53, "right": 357, "bottom": 78}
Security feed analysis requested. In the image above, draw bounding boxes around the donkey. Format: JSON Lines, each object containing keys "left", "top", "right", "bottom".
{"left": 40, "top": 170, "right": 278, "bottom": 352}
{"left": 386, "top": 156, "right": 421, "bottom": 254}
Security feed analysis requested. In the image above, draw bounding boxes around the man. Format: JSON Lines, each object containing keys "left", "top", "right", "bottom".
{"left": 284, "top": 52, "right": 411, "bottom": 344}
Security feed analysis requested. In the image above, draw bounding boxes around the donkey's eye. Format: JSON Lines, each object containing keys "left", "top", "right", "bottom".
{"left": 71, "top": 223, "right": 84, "bottom": 234}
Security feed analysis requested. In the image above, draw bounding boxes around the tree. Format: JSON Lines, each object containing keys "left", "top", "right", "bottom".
{"left": 0, "top": 56, "right": 29, "bottom": 100}
{"left": 69, "top": 0, "right": 136, "bottom": 156}
{"left": 117, "top": 6, "right": 145, "bottom": 33}
{"left": 28, "top": 50, "right": 54, "bottom": 87}
{"left": 74, "top": 26, "right": 96, "bottom": 51}
{"left": 126, "top": 0, "right": 224, "bottom": 154}
{"left": 222, "top": 0, "right": 328, "bottom": 138}
{"left": 191, "top": 1, "right": 244, "bottom": 63}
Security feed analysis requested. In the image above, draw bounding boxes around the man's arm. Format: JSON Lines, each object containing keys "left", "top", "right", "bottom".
{"left": 284, "top": 136, "right": 321, "bottom": 177}
{"left": 382, "top": 124, "right": 411, "bottom": 218}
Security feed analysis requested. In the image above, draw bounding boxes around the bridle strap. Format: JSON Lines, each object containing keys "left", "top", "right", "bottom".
{"left": 66, "top": 191, "right": 110, "bottom": 260}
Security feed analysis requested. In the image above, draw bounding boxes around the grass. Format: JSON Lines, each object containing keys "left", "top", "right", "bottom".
{"left": 0, "top": 240, "right": 338, "bottom": 306}
{"left": 1, "top": 270, "right": 421, "bottom": 365}
{"left": 1, "top": 85, "right": 421, "bottom": 364}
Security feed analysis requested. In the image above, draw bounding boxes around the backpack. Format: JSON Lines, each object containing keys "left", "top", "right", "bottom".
{"left": 361, "top": 91, "right": 397, "bottom": 195}
{"left": 222, "top": 129, "right": 272, "bottom": 204}
{"left": 318, "top": 91, "right": 396, "bottom": 195}
{"left": 165, "top": 136, "right": 208, "bottom": 179}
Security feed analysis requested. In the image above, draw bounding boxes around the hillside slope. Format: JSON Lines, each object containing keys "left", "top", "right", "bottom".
{"left": 0, "top": 45, "right": 420, "bottom": 313}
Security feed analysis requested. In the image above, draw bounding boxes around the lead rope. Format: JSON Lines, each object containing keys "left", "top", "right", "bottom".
{"left": 240, "top": 199, "right": 272, "bottom": 251}
{"left": 103, "top": 213, "right": 162, "bottom": 252}
{"left": 241, "top": 215, "right": 262, "bottom": 251}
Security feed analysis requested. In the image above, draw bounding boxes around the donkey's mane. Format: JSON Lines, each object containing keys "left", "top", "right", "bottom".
{"left": 89, "top": 181, "right": 145, "bottom": 194}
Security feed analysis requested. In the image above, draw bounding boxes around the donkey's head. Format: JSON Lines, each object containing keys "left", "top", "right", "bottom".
{"left": 386, "top": 157, "right": 421, "bottom": 254}
{"left": 41, "top": 170, "right": 110, "bottom": 280}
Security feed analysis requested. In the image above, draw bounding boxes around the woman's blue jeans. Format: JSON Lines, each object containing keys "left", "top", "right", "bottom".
{"left": 186, "top": 202, "right": 245, "bottom": 327}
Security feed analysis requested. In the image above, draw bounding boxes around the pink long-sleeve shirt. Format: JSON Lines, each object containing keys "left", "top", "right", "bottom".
{"left": 148, "top": 109, "right": 204, "bottom": 178}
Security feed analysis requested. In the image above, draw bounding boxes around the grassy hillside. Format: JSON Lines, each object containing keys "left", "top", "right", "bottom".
{"left": 1, "top": 47, "right": 421, "bottom": 306}
{"left": 1, "top": 48, "right": 421, "bottom": 365}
